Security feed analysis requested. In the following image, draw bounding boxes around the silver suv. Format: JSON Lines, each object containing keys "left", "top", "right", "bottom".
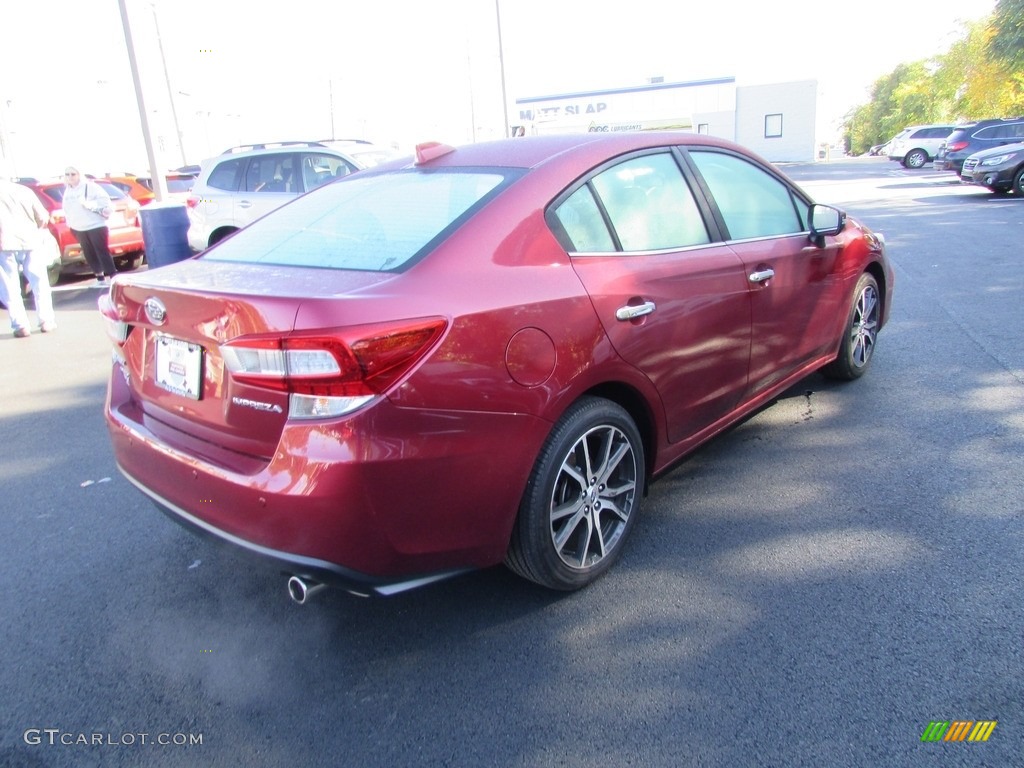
{"left": 186, "top": 142, "right": 364, "bottom": 251}
{"left": 887, "top": 124, "right": 958, "bottom": 168}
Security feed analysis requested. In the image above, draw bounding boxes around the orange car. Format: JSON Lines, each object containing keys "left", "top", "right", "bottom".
{"left": 105, "top": 175, "right": 156, "bottom": 206}
{"left": 107, "top": 173, "right": 197, "bottom": 206}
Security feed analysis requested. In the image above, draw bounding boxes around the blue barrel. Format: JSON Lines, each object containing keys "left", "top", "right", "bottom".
{"left": 139, "top": 203, "right": 192, "bottom": 269}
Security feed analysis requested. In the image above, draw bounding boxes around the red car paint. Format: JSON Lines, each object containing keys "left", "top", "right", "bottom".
{"left": 101, "top": 133, "right": 893, "bottom": 597}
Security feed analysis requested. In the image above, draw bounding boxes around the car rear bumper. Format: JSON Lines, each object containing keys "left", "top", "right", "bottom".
{"left": 118, "top": 468, "right": 472, "bottom": 596}
{"left": 105, "top": 366, "right": 550, "bottom": 589}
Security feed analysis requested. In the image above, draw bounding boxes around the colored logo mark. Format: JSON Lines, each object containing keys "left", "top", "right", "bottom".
{"left": 921, "top": 720, "right": 997, "bottom": 742}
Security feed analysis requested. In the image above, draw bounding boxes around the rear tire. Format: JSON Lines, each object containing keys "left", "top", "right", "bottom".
{"left": 505, "top": 397, "right": 644, "bottom": 591}
{"left": 822, "top": 273, "right": 881, "bottom": 381}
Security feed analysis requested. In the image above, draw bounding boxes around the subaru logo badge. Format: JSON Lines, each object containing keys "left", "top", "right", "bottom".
{"left": 144, "top": 297, "right": 167, "bottom": 326}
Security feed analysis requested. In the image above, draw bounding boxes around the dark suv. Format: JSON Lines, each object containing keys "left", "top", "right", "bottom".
{"left": 935, "top": 117, "right": 1024, "bottom": 175}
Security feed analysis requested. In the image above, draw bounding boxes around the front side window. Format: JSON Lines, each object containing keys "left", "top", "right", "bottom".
{"left": 205, "top": 169, "right": 516, "bottom": 272}
{"left": 245, "top": 154, "right": 298, "bottom": 193}
{"left": 552, "top": 153, "right": 710, "bottom": 253}
{"left": 690, "top": 151, "right": 803, "bottom": 240}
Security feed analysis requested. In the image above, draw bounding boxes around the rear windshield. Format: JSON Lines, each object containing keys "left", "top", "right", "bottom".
{"left": 204, "top": 168, "right": 519, "bottom": 272}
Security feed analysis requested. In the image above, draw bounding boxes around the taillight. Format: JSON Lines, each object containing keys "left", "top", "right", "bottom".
{"left": 186, "top": 196, "right": 199, "bottom": 210}
{"left": 51, "top": 208, "right": 65, "bottom": 225}
{"left": 947, "top": 140, "right": 970, "bottom": 153}
{"left": 221, "top": 318, "right": 447, "bottom": 419}
{"left": 97, "top": 290, "right": 130, "bottom": 346}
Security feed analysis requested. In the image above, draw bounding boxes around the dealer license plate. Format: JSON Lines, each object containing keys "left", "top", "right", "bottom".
{"left": 155, "top": 335, "right": 203, "bottom": 400}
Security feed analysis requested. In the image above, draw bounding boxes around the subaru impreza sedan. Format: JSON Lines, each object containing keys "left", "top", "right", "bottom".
{"left": 100, "top": 133, "right": 894, "bottom": 601}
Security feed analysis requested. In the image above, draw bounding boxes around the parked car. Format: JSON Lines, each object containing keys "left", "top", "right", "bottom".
{"left": 316, "top": 138, "right": 405, "bottom": 167}
{"left": 185, "top": 142, "right": 365, "bottom": 251}
{"left": 17, "top": 179, "right": 145, "bottom": 281}
{"left": 868, "top": 140, "right": 892, "bottom": 156}
{"left": 106, "top": 173, "right": 197, "bottom": 206}
{"left": 105, "top": 175, "right": 157, "bottom": 207}
{"left": 886, "top": 124, "right": 958, "bottom": 168}
{"left": 100, "top": 133, "right": 893, "bottom": 601}
{"left": 935, "top": 117, "right": 1024, "bottom": 175}
{"left": 959, "top": 141, "right": 1024, "bottom": 194}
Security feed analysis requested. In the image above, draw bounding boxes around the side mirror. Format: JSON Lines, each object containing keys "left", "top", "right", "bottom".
{"left": 809, "top": 204, "right": 846, "bottom": 247}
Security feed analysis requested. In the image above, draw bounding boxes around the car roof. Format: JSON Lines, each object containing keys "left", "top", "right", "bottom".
{"left": 403, "top": 132, "right": 749, "bottom": 172}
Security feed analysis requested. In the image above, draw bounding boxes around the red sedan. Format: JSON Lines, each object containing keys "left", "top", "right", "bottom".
{"left": 100, "top": 133, "right": 893, "bottom": 601}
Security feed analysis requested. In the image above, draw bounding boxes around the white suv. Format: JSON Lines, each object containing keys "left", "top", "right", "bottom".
{"left": 186, "top": 142, "right": 365, "bottom": 251}
{"left": 887, "top": 124, "right": 957, "bottom": 169}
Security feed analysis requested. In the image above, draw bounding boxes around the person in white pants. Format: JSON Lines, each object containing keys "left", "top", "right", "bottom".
{"left": 0, "top": 175, "right": 57, "bottom": 337}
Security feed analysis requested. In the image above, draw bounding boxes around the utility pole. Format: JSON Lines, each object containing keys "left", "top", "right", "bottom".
{"left": 118, "top": 0, "right": 170, "bottom": 200}
{"left": 495, "top": 0, "right": 510, "bottom": 138}
{"left": 151, "top": 3, "right": 187, "bottom": 168}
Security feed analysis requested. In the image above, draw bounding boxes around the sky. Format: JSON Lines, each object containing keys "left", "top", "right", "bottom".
{"left": 0, "top": 0, "right": 998, "bottom": 178}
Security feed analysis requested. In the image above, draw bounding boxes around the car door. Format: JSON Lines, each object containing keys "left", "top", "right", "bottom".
{"left": 685, "top": 149, "right": 841, "bottom": 398}
{"left": 550, "top": 150, "right": 752, "bottom": 445}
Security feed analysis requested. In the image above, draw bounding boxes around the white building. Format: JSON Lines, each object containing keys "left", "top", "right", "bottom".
{"left": 513, "top": 76, "right": 821, "bottom": 163}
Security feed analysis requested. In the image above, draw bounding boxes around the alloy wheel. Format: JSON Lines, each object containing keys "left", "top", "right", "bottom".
{"left": 851, "top": 283, "right": 879, "bottom": 368}
{"left": 548, "top": 424, "right": 638, "bottom": 570}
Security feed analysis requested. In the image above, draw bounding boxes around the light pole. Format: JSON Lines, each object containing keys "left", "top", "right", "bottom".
{"left": 151, "top": 3, "right": 187, "bottom": 168}
{"left": 117, "top": 0, "right": 169, "bottom": 200}
{"left": 495, "top": 0, "right": 510, "bottom": 138}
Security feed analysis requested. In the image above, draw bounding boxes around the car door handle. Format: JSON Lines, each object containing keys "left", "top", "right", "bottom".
{"left": 616, "top": 301, "right": 657, "bottom": 321}
{"left": 748, "top": 268, "right": 775, "bottom": 284}
{"left": 239, "top": 200, "right": 253, "bottom": 209}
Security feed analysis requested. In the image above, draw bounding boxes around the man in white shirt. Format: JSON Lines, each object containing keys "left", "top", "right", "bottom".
{"left": 0, "top": 174, "right": 57, "bottom": 337}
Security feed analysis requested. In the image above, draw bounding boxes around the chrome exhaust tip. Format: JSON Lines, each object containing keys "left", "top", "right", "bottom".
{"left": 287, "top": 575, "right": 326, "bottom": 605}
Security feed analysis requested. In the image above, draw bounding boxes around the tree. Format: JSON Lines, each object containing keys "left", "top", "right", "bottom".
{"left": 990, "top": 0, "right": 1024, "bottom": 70}
{"left": 844, "top": 9, "right": 1024, "bottom": 154}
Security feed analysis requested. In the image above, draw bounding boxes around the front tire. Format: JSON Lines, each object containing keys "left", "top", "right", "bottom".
{"left": 822, "top": 273, "right": 881, "bottom": 381}
{"left": 904, "top": 149, "right": 927, "bottom": 169}
{"left": 505, "top": 397, "right": 644, "bottom": 591}
{"left": 1013, "top": 166, "right": 1024, "bottom": 196}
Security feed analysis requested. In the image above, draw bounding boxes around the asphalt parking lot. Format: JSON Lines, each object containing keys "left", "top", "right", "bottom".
{"left": 1, "top": 156, "right": 1022, "bottom": 767}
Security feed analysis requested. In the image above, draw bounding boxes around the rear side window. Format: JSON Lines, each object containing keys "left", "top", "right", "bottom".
{"left": 978, "top": 125, "right": 1014, "bottom": 140}
{"left": 689, "top": 151, "right": 804, "bottom": 240}
{"left": 204, "top": 169, "right": 517, "bottom": 272}
{"left": 552, "top": 152, "right": 710, "bottom": 252}
{"left": 206, "top": 158, "right": 244, "bottom": 191}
